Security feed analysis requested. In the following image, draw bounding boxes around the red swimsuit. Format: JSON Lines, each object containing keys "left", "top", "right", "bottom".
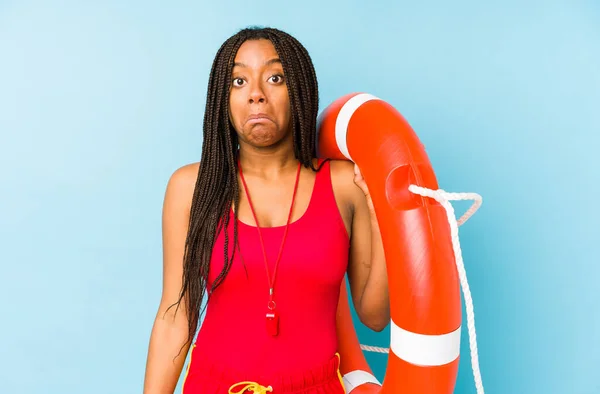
{"left": 182, "top": 159, "right": 350, "bottom": 393}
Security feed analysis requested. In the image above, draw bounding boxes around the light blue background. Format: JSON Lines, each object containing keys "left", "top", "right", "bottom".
{"left": 1, "top": 1, "right": 598, "bottom": 393}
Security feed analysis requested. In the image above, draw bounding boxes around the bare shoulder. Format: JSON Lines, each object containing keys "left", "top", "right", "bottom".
{"left": 328, "top": 159, "right": 362, "bottom": 203}
{"left": 158, "top": 162, "right": 200, "bottom": 321}
{"left": 327, "top": 159, "right": 363, "bottom": 233}
{"left": 163, "top": 161, "right": 200, "bottom": 214}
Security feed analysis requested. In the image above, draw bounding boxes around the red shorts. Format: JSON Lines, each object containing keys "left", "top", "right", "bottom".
{"left": 182, "top": 344, "right": 346, "bottom": 393}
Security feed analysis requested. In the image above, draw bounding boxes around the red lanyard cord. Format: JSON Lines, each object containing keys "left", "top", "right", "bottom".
{"left": 237, "top": 158, "right": 302, "bottom": 306}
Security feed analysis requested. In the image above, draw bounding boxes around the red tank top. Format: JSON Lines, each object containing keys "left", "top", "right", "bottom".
{"left": 193, "top": 159, "right": 350, "bottom": 375}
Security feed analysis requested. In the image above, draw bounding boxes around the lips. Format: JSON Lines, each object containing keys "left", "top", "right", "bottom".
{"left": 246, "top": 113, "right": 272, "bottom": 124}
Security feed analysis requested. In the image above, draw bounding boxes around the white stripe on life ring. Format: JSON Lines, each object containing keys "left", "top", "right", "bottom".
{"left": 390, "top": 319, "right": 461, "bottom": 366}
{"left": 335, "top": 93, "right": 381, "bottom": 161}
{"left": 342, "top": 370, "right": 381, "bottom": 393}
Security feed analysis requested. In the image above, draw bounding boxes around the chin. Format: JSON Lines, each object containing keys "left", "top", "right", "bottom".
{"left": 247, "top": 129, "right": 286, "bottom": 147}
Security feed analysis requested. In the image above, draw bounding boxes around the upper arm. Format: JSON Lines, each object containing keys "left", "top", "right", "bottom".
{"left": 330, "top": 160, "right": 373, "bottom": 314}
{"left": 158, "top": 162, "right": 199, "bottom": 325}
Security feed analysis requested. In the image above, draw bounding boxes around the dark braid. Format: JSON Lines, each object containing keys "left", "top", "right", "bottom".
{"left": 165, "top": 26, "right": 327, "bottom": 356}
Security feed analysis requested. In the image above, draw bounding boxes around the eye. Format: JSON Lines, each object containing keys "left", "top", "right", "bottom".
{"left": 232, "top": 77, "right": 245, "bottom": 87}
{"left": 269, "top": 74, "right": 284, "bottom": 84}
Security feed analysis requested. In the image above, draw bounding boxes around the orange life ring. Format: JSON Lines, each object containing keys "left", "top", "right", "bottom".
{"left": 318, "top": 93, "right": 485, "bottom": 394}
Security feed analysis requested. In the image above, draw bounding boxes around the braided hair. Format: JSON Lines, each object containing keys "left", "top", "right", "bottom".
{"left": 166, "top": 26, "right": 326, "bottom": 353}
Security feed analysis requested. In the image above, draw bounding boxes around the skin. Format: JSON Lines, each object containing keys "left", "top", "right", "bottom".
{"left": 143, "top": 38, "right": 390, "bottom": 394}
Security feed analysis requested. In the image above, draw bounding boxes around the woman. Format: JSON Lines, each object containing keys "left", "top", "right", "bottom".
{"left": 143, "top": 26, "right": 389, "bottom": 394}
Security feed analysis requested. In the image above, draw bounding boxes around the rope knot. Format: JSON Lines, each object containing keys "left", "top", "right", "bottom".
{"left": 229, "top": 381, "right": 273, "bottom": 394}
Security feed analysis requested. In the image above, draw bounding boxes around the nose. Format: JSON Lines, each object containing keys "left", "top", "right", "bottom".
{"left": 248, "top": 82, "right": 267, "bottom": 104}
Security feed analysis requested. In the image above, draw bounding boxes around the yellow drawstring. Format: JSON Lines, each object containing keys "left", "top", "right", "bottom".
{"left": 228, "top": 381, "right": 273, "bottom": 394}
{"left": 228, "top": 353, "right": 346, "bottom": 393}
{"left": 335, "top": 352, "right": 346, "bottom": 393}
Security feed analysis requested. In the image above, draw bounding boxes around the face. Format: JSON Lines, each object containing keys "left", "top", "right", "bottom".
{"left": 228, "top": 39, "right": 292, "bottom": 148}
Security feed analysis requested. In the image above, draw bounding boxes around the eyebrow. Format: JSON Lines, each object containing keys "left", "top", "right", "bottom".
{"left": 233, "top": 58, "right": 282, "bottom": 68}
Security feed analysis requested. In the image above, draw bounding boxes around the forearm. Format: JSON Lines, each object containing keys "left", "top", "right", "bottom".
{"left": 358, "top": 204, "right": 390, "bottom": 331}
{"left": 143, "top": 313, "right": 192, "bottom": 394}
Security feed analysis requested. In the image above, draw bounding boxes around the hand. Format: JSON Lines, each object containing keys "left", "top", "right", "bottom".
{"left": 353, "top": 163, "right": 370, "bottom": 197}
{"left": 353, "top": 164, "right": 376, "bottom": 211}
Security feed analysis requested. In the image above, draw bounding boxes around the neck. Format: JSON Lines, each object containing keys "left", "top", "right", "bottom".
{"left": 238, "top": 140, "right": 298, "bottom": 180}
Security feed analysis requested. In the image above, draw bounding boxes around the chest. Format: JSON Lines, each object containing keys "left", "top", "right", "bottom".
{"left": 207, "top": 214, "right": 349, "bottom": 292}
{"left": 235, "top": 175, "right": 316, "bottom": 228}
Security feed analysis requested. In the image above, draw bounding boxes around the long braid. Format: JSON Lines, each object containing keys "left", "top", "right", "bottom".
{"left": 165, "top": 27, "right": 328, "bottom": 357}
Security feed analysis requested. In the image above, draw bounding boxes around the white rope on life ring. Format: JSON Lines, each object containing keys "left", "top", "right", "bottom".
{"left": 359, "top": 184, "right": 485, "bottom": 394}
